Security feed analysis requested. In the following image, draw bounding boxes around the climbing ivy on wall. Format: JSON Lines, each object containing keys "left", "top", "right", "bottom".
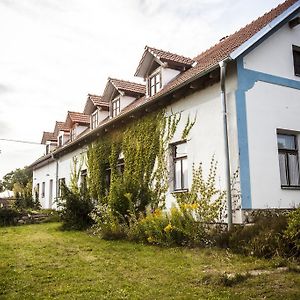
{"left": 87, "top": 109, "right": 196, "bottom": 221}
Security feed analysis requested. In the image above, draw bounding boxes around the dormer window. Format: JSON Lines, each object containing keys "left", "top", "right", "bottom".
{"left": 149, "top": 71, "right": 162, "bottom": 96}
{"left": 112, "top": 97, "right": 120, "bottom": 117}
{"left": 58, "top": 136, "right": 63, "bottom": 147}
{"left": 70, "top": 127, "right": 76, "bottom": 141}
{"left": 91, "top": 110, "right": 99, "bottom": 129}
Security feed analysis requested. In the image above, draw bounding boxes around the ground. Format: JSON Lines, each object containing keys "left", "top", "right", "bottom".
{"left": 0, "top": 223, "right": 299, "bottom": 299}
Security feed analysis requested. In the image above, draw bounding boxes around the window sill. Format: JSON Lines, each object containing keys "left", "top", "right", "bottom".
{"left": 281, "top": 186, "right": 300, "bottom": 190}
{"left": 171, "top": 189, "right": 189, "bottom": 194}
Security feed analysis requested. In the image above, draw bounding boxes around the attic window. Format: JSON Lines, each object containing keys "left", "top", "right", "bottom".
{"left": 112, "top": 97, "right": 120, "bottom": 117}
{"left": 292, "top": 45, "right": 300, "bottom": 76}
{"left": 91, "top": 110, "right": 98, "bottom": 129}
{"left": 149, "top": 71, "right": 162, "bottom": 96}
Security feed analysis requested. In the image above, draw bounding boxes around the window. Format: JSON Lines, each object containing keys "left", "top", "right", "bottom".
{"left": 277, "top": 134, "right": 300, "bottom": 188}
{"left": 172, "top": 142, "right": 188, "bottom": 191}
{"left": 292, "top": 45, "right": 300, "bottom": 76}
{"left": 42, "top": 182, "right": 45, "bottom": 198}
{"left": 91, "top": 111, "right": 99, "bottom": 129}
{"left": 70, "top": 128, "right": 76, "bottom": 141}
{"left": 46, "top": 144, "right": 50, "bottom": 155}
{"left": 149, "top": 71, "right": 162, "bottom": 96}
{"left": 112, "top": 97, "right": 120, "bottom": 117}
{"left": 80, "top": 170, "right": 87, "bottom": 193}
{"left": 35, "top": 183, "right": 40, "bottom": 200}
{"left": 58, "top": 178, "right": 66, "bottom": 197}
{"left": 58, "top": 135, "right": 63, "bottom": 147}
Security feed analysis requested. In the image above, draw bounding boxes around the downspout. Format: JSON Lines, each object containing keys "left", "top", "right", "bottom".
{"left": 219, "top": 60, "right": 233, "bottom": 230}
{"left": 52, "top": 154, "right": 59, "bottom": 202}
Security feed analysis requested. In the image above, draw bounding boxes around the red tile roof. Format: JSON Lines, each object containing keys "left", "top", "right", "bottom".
{"left": 143, "top": 0, "right": 298, "bottom": 101}
{"left": 67, "top": 111, "right": 90, "bottom": 125}
{"left": 88, "top": 94, "right": 109, "bottom": 108}
{"left": 41, "top": 131, "right": 56, "bottom": 144}
{"left": 53, "top": 121, "right": 70, "bottom": 137}
{"left": 109, "top": 78, "right": 146, "bottom": 95}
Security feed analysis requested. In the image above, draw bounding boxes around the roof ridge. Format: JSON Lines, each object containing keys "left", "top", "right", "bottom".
{"left": 146, "top": 45, "right": 193, "bottom": 60}
{"left": 193, "top": 0, "right": 297, "bottom": 61}
{"left": 109, "top": 77, "right": 145, "bottom": 86}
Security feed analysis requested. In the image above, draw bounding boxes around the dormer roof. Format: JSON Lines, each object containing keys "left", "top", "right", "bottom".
{"left": 135, "top": 46, "right": 195, "bottom": 78}
{"left": 102, "top": 78, "right": 145, "bottom": 102}
{"left": 66, "top": 111, "right": 90, "bottom": 127}
{"left": 83, "top": 94, "right": 109, "bottom": 115}
{"left": 53, "top": 121, "right": 70, "bottom": 137}
{"left": 41, "top": 131, "right": 56, "bottom": 144}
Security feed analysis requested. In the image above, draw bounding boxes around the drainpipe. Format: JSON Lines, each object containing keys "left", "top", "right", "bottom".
{"left": 219, "top": 60, "right": 233, "bottom": 230}
{"left": 52, "top": 154, "right": 59, "bottom": 201}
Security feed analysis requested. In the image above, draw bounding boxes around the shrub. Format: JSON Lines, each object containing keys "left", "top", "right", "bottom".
{"left": 90, "top": 204, "right": 128, "bottom": 240}
{"left": 284, "top": 207, "right": 300, "bottom": 256}
{"left": 0, "top": 208, "right": 21, "bottom": 226}
{"left": 58, "top": 184, "right": 94, "bottom": 230}
{"left": 213, "top": 211, "right": 294, "bottom": 259}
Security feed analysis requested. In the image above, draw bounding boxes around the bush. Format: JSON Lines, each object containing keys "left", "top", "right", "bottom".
{"left": 212, "top": 210, "right": 298, "bottom": 259}
{"left": 58, "top": 184, "right": 94, "bottom": 230}
{"left": 0, "top": 208, "right": 21, "bottom": 226}
{"left": 91, "top": 204, "right": 128, "bottom": 240}
{"left": 284, "top": 207, "right": 300, "bottom": 256}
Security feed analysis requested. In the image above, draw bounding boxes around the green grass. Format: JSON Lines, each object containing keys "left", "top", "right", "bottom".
{"left": 0, "top": 223, "right": 299, "bottom": 299}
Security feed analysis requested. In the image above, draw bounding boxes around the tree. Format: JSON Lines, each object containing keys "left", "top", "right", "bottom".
{"left": 1, "top": 167, "right": 32, "bottom": 192}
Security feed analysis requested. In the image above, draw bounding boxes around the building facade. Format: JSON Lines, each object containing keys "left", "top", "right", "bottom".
{"left": 31, "top": 0, "right": 300, "bottom": 223}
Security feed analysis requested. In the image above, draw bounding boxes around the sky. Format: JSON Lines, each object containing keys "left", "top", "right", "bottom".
{"left": 0, "top": 0, "right": 284, "bottom": 179}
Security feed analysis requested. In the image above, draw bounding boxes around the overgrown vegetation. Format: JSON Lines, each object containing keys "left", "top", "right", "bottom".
{"left": 1, "top": 223, "right": 299, "bottom": 299}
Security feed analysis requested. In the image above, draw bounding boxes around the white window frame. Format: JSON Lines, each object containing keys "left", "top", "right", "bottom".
{"left": 148, "top": 69, "right": 162, "bottom": 97}
{"left": 91, "top": 110, "right": 99, "bottom": 129}
{"left": 112, "top": 97, "right": 120, "bottom": 117}
{"left": 172, "top": 141, "right": 188, "bottom": 191}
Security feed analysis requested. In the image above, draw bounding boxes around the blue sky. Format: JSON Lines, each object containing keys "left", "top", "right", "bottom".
{"left": 0, "top": 0, "right": 283, "bottom": 178}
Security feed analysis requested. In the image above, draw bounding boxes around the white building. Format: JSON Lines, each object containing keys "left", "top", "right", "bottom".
{"left": 31, "top": 0, "right": 300, "bottom": 222}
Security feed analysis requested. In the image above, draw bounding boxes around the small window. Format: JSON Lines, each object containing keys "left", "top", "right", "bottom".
{"left": 80, "top": 170, "right": 87, "bottom": 193}
{"left": 112, "top": 97, "right": 120, "bottom": 117}
{"left": 70, "top": 128, "right": 76, "bottom": 141}
{"left": 91, "top": 111, "right": 99, "bottom": 129}
{"left": 277, "top": 133, "right": 300, "bottom": 188}
{"left": 35, "top": 184, "right": 40, "bottom": 200}
{"left": 41, "top": 182, "right": 45, "bottom": 198}
{"left": 292, "top": 45, "right": 300, "bottom": 76}
{"left": 58, "top": 136, "right": 63, "bottom": 147}
{"left": 46, "top": 144, "right": 50, "bottom": 155}
{"left": 172, "top": 142, "right": 188, "bottom": 191}
{"left": 149, "top": 71, "right": 162, "bottom": 96}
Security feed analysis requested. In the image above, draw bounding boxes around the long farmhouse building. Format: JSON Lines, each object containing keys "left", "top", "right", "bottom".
{"left": 31, "top": 0, "right": 300, "bottom": 223}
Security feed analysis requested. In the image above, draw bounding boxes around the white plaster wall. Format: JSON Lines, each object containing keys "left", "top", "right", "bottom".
{"left": 244, "top": 16, "right": 300, "bottom": 81}
{"left": 162, "top": 68, "right": 180, "bottom": 86}
{"left": 246, "top": 81, "right": 300, "bottom": 209}
{"left": 57, "top": 147, "right": 88, "bottom": 188}
{"left": 33, "top": 160, "right": 57, "bottom": 209}
{"left": 75, "top": 125, "right": 88, "bottom": 137}
{"left": 121, "top": 95, "right": 136, "bottom": 111}
{"left": 98, "top": 109, "right": 108, "bottom": 123}
{"left": 164, "top": 67, "right": 240, "bottom": 221}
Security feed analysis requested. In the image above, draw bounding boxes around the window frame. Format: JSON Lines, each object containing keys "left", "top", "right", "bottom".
{"left": 277, "top": 133, "right": 300, "bottom": 189}
{"left": 292, "top": 45, "right": 300, "bottom": 77}
{"left": 41, "top": 182, "right": 45, "bottom": 198}
{"left": 148, "top": 69, "right": 162, "bottom": 97}
{"left": 91, "top": 110, "right": 99, "bottom": 129}
{"left": 172, "top": 141, "right": 188, "bottom": 192}
{"left": 112, "top": 97, "right": 121, "bottom": 117}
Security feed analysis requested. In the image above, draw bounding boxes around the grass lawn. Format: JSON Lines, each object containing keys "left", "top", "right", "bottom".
{"left": 0, "top": 223, "right": 299, "bottom": 299}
